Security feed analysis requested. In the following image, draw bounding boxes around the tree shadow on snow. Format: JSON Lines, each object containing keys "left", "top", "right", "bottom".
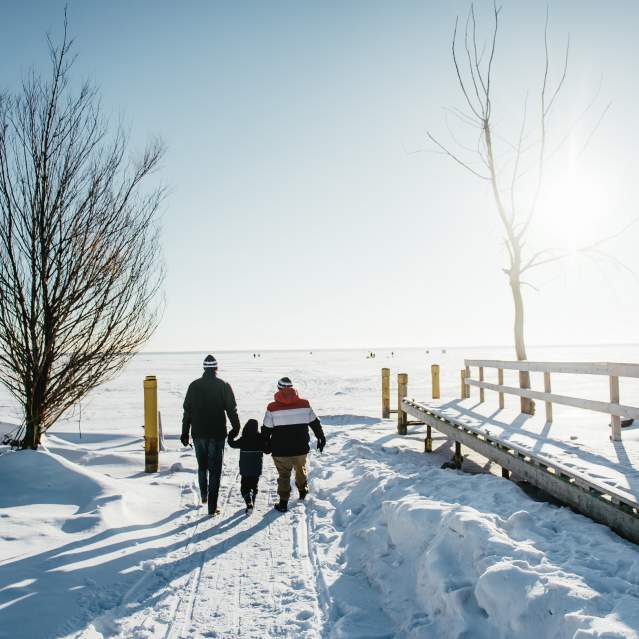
{"left": 0, "top": 500, "right": 278, "bottom": 639}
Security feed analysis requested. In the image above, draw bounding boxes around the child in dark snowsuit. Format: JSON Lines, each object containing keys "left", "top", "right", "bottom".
{"left": 227, "top": 418, "right": 270, "bottom": 513}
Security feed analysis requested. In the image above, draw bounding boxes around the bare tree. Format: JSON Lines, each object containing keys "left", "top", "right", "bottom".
{"left": 0, "top": 19, "right": 165, "bottom": 449}
{"left": 428, "top": 3, "right": 600, "bottom": 414}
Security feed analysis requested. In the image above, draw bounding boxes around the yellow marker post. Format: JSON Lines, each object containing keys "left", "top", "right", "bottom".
{"left": 397, "top": 373, "right": 408, "bottom": 435}
{"left": 381, "top": 368, "right": 391, "bottom": 418}
{"left": 144, "top": 375, "right": 159, "bottom": 473}
{"left": 431, "top": 364, "right": 440, "bottom": 400}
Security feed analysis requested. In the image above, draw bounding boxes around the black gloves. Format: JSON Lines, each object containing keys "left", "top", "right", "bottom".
{"left": 317, "top": 435, "right": 326, "bottom": 453}
{"left": 229, "top": 427, "right": 240, "bottom": 440}
{"left": 180, "top": 433, "right": 189, "bottom": 447}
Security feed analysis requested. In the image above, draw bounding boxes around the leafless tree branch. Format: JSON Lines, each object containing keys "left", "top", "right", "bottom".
{"left": 426, "top": 132, "right": 491, "bottom": 180}
{"left": 0, "top": 18, "right": 165, "bottom": 449}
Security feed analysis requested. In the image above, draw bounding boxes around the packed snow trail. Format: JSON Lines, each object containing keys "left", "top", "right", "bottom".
{"left": 78, "top": 451, "right": 322, "bottom": 639}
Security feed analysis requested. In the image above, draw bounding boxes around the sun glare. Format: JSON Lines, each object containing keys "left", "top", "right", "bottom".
{"left": 538, "top": 169, "right": 607, "bottom": 253}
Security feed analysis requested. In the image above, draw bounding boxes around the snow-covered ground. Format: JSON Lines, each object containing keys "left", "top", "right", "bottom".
{"left": 2, "top": 347, "right": 639, "bottom": 638}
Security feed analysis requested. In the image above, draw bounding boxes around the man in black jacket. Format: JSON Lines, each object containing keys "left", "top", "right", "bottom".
{"left": 181, "top": 355, "right": 240, "bottom": 516}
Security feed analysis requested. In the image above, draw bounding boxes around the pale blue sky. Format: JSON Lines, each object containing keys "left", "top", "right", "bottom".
{"left": 2, "top": 1, "right": 639, "bottom": 352}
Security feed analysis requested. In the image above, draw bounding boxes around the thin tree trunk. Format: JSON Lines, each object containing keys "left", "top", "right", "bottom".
{"left": 510, "top": 270, "right": 535, "bottom": 415}
{"left": 23, "top": 399, "right": 42, "bottom": 450}
{"left": 23, "top": 422, "right": 37, "bottom": 449}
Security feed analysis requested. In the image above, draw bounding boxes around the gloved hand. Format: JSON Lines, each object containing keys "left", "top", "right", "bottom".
{"left": 229, "top": 428, "right": 240, "bottom": 440}
{"left": 317, "top": 435, "right": 326, "bottom": 453}
{"left": 180, "top": 433, "right": 189, "bottom": 447}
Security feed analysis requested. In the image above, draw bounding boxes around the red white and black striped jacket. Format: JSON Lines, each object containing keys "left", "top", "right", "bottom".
{"left": 263, "top": 388, "right": 324, "bottom": 457}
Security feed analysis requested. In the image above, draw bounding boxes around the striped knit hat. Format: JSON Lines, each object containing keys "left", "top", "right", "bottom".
{"left": 203, "top": 354, "right": 218, "bottom": 370}
{"left": 277, "top": 376, "right": 293, "bottom": 390}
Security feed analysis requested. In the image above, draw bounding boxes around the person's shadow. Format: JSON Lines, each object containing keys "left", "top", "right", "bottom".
{"left": 0, "top": 499, "right": 273, "bottom": 639}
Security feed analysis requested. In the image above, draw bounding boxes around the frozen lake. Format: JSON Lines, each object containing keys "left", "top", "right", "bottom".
{"left": 4, "top": 344, "right": 639, "bottom": 442}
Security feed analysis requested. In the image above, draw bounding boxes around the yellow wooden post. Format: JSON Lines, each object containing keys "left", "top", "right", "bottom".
{"left": 144, "top": 375, "right": 159, "bottom": 472}
{"left": 460, "top": 369, "right": 467, "bottom": 400}
{"left": 431, "top": 364, "right": 440, "bottom": 400}
{"left": 397, "top": 373, "right": 408, "bottom": 435}
{"left": 382, "top": 368, "right": 391, "bottom": 418}
{"left": 498, "top": 368, "right": 504, "bottom": 409}
{"left": 479, "top": 366, "right": 485, "bottom": 403}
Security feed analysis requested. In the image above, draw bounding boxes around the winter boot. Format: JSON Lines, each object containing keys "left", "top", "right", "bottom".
{"left": 274, "top": 500, "right": 288, "bottom": 513}
{"left": 243, "top": 491, "right": 253, "bottom": 515}
{"left": 298, "top": 486, "right": 308, "bottom": 501}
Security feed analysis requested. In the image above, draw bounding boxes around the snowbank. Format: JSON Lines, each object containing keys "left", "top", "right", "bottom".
{"left": 310, "top": 429, "right": 639, "bottom": 638}
{"left": 0, "top": 444, "right": 191, "bottom": 639}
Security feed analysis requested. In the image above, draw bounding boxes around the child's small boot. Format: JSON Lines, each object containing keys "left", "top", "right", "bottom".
{"left": 242, "top": 491, "right": 253, "bottom": 514}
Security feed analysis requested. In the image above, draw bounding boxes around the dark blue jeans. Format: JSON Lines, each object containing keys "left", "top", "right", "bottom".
{"left": 193, "top": 438, "right": 225, "bottom": 513}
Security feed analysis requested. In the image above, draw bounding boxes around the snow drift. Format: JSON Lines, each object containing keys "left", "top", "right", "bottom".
{"left": 310, "top": 432, "right": 639, "bottom": 638}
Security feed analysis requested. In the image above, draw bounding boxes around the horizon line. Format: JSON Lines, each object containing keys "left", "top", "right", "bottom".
{"left": 139, "top": 342, "right": 639, "bottom": 355}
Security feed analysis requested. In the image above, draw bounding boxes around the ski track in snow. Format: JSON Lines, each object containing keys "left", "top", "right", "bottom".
{"left": 79, "top": 450, "right": 323, "bottom": 639}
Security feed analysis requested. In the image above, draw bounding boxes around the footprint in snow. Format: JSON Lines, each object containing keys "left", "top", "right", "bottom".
{"left": 291, "top": 577, "right": 306, "bottom": 590}
{"left": 296, "top": 609, "right": 313, "bottom": 621}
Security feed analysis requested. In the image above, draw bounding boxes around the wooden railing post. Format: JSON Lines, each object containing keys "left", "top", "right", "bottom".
{"left": 453, "top": 441, "right": 463, "bottom": 468}
{"left": 465, "top": 364, "right": 470, "bottom": 399}
{"left": 610, "top": 375, "right": 621, "bottom": 441}
{"left": 431, "top": 364, "right": 440, "bottom": 400}
{"left": 498, "top": 368, "right": 504, "bottom": 409}
{"left": 424, "top": 425, "right": 432, "bottom": 453}
{"left": 382, "top": 368, "right": 390, "bottom": 418}
{"left": 544, "top": 372, "right": 553, "bottom": 422}
{"left": 397, "top": 373, "right": 408, "bottom": 435}
{"left": 460, "top": 369, "right": 467, "bottom": 400}
{"left": 479, "top": 366, "right": 485, "bottom": 403}
{"left": 143, "top": 375, "right": 159, "bottom": 473}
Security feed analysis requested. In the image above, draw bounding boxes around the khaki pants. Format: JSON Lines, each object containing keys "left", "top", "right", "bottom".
{"left": 272, "top": 455, "right": 308, "bottom": 501}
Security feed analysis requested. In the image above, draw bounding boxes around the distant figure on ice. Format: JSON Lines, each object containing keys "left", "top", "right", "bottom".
{"left": 263, "top": 377, "right": 326, "bottom": 513}
{"left": 181, "top": 355, "right": 240, "bottom": 516}
{"left": 228, "top": 419, "right": 271, "bottom": 514}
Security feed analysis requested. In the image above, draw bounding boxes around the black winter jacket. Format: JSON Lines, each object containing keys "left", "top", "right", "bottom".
{"left": 182, "top": 371, "right": 241, "bottom": 440}
{"left": 228, "top": 427, "right": 270, "bottom": 477}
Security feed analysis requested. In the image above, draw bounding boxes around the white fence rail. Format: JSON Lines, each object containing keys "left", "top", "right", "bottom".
{"left": 463, "top": 359, "right": 638, "bottom": 441}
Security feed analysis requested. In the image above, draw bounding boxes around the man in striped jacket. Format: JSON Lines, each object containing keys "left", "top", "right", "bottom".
{"left": 263, "top": 377, "right": 326, "bottom": 512}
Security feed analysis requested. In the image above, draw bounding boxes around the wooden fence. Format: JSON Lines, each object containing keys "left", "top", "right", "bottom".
{"left": 464, "top": 360, "right": 639, "bottom": 441}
